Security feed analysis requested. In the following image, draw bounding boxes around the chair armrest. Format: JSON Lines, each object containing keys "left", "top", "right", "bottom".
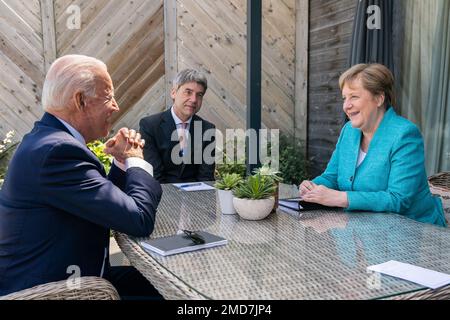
{"left": 0, "top": 276, "right": 120, "bottom": 300}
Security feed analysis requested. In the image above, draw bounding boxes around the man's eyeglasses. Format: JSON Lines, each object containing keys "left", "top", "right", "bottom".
{"left": 182, "top": 230, "right": 205, "bottom": 245}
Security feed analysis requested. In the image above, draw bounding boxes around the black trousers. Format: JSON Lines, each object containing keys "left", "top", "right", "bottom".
{"left": 104, "top": 266, "right": 164, "bottom": 300}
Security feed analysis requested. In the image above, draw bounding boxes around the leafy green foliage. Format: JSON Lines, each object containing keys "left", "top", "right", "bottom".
{"left": 214, "top": 173, "right": 243, "bottom": 190}
{"left": 253, "top": 163, "right": 283, "bottom": 185}
{"left": 0, "top": 131, "right": 16, "bottom": 188}
{"left": 215, "top": 149, "right": 246, "bottom": 179}
{"left": 233, "top": 174, "right": 276, "bottom": 200}
{"left": 87, "top": 140, "right": 113, "bottom": 174}
{"left": 278, "top": 135, "right": 310, "bottom": 185}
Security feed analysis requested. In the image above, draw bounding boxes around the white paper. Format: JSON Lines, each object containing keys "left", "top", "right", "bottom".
{"left": 367, "top": 260, "right": 450, "bottom": 289}
{"left": 173, "top": 182, "right": 216, "bottom": 192}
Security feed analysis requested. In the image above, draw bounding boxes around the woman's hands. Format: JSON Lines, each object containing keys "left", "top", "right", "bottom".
{"left": 299, "top": 180, "right": 349, "bottom": 208}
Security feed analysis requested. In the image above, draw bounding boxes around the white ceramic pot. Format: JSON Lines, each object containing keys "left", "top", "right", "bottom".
{"left": 233, "top": 197, "right": 275, "bottom": 220}
{"left": 217, "top": 189, "right": 237, "bottom": 215}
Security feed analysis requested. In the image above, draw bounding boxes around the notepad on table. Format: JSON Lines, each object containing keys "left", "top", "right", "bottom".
{"left": 279, "top": 198, "right": 301, "bottom": 211}
{"left": 172, "top": 182, "right": 216, "bottom": 191}
{"left": 140, "top": 231, "right": 228, "bottom": 256}
{"left": 367, "top": 260, "right": 450, "bottom": 289}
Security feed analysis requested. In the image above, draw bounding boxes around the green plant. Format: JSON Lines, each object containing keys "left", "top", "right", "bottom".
{"left": 253, "top": 163, "right": 283, "bottom": 185}
{"left": 0, "top": 131, "right": 16, "bottom": 187}
{"left": 233, "top": 174, "right": 276, "bottom": 200}
{"left": 278, "top": 134, "right": 309, "bottom": 185}
{"left": 214, "top": 173, "right": 243, "bottom": 190}
{"left": 215, "top": 136, "right": 247, "bottom": 179}
{"left": 87, "top": 140, "right": 113, "bottom": 174}
{"left": 215, "top": 150, "right": 246, "bottom": 179}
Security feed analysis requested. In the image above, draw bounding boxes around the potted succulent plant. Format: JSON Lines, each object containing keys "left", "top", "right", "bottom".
{"left": 214, "top": 173, "right": 243, "bottom": 214}
{"left": 232, "top": 173, "right": 276, "bottom": 220}
{"left": 253, "top": 164, "right": 283, "bottom": 211}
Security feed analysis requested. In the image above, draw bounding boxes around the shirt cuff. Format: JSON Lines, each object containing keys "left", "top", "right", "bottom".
{"left": 113, "top": 158, "right": 154, "bottom": 177}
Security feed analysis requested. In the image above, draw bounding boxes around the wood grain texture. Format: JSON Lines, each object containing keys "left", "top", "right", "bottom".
{"left": 0, "top": 0, "right": 165, "bottom": 142}
{"left": 0, "top": 0, "right": 45, "bottom": 138}
{"left": 176, "top": 0, "right": 296, "bottom": 135}
{"left": 308, "top": 0, "right": 357, "bottom": 176}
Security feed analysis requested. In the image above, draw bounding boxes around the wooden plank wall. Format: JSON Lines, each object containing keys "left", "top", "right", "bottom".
{"left": 172, "top": 0, "right": 296, "bottom": 135}
{"left": 54, "top": 0, "right": 165, "bottom": 132}
{"left": 308, "top": 0, "right": 357, "bottom": 176}
{"left": 0, "top": 0, "right": 45, "bottom": 139}
{"left": 0, "top": 0, "right": 165, "bottom": 141}
{"left": 0, "top": 0, "right": 357, "bottom": 174}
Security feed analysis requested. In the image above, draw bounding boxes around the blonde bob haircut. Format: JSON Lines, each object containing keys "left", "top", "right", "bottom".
{"left": 339, "top": 63, "right": 396, "bottom": 108}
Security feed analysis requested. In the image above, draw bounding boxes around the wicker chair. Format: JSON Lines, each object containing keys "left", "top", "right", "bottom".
{"left": 428, "top": 172, "right": 450, "bottom": 225}
{"left": 0, "top": 276, "right": 120, "bottom": 300}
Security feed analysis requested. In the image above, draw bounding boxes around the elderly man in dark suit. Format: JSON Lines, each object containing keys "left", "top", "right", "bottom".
{"left": 0, "top": 55, "right": 162, "bottom": 299}
{"left": 139, "top": 69, "right": 216, "bottom": 183}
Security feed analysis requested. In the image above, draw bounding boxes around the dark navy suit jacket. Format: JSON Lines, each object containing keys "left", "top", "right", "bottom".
{"left": 0, "top": 113, "right": 162, "bottom": 295}
{"left": 139, "top": 109, "right": 215, "bottom": 183}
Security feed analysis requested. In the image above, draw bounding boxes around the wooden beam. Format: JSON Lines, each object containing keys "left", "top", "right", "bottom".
{"left": 295, "top": 0, "right": 309, "bottom": 154}
{"left": 164, "top": 0, "right": 178, "bottom": 108}
{"left": 40, "top": 0, "right": 57, "bottom": 73}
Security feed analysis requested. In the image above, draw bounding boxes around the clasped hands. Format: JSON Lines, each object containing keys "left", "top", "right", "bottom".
{"left": 299, "top": 180, "right": 349, "bottom": 208}
{"left": 104, "top": 128, "right": 144, "bottom": 164}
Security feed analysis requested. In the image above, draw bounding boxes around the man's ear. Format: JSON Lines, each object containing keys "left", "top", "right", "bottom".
{"left": 170, "top": 87, "right": 177, "bottom": 101}
{"left": 74, "top": 91, "right": 85, "bottom": 111}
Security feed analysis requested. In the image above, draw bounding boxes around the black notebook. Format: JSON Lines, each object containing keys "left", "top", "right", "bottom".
{"left": 279, "top": 198, "right": 339, "bottom": 211}
{"left": 140, "top": 231, "right": 228, "bottom": 257}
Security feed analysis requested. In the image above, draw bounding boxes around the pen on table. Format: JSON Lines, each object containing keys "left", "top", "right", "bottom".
{"left": 179, "top": 182, "right": 202, "bottom": 188}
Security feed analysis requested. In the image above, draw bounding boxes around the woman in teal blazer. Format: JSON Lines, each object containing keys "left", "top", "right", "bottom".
{"left": 300, "top": 64, "right": 446, "bottom": 227}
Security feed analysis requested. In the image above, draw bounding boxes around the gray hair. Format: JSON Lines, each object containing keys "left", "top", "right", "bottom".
{"left": 42, "top": 55, "right": 107, "bottom": 112}
{"left": 173, "top": 69, "right": 208, "bottom": 92}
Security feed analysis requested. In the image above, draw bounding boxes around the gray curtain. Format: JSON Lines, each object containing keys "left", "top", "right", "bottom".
{"left": 423, "top": 1, "right": 450, "bottom": 173}
{"left": 397, "top": 0, "right": 449, "bottom": 174}
{"left": 349, "top": 0, "right": 394, "bottom": 72}
{"left": 345, "top": 0, "right": 394, "bottom": 124}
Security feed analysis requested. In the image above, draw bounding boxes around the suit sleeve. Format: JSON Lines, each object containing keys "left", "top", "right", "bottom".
{"left": 196, "top": 122, "right": 216, "bottom": 181}
{"left": 108, "top": 162, "right": 126, "bottom": 190}
{"left": 139, "top": 118, "right": 164, "bottom": 181}
{"left": 346, "top": 125, "right": 424, "bottom": 213}
{"left": 39, "top": 142, "right": 162, "bottom": 237}
{"left": 312, "top": 125, "right": 347, "bottom": 189}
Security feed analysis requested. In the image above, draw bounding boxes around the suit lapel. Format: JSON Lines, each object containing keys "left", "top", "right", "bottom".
{"left": 160, "top": 109, "right": 187, "bottom": 177}
{"left": 160, "top": 109, "right": 177, "bottom": 144}
{"left": 368, "top": 107, "right": 395, "bottom": 150}
{"left": 347, "top": 128, "right": 361, "bottom": 189}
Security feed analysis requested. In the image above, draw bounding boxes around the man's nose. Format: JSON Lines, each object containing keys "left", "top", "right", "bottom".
{"left": 112, "top": 98, "right": 120, "bottom": 111}
{"left": 189, "top": 94, "right": 197, "bottom": 103}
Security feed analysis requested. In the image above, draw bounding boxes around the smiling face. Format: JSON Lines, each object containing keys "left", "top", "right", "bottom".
{"left": 171, "top": 81, "right": 205, "bottom": 122}
{"left": 80, "top": 70, "right": 119, "bottom": 142}
{"left": 342, "top": 78, "right": 386, "bottom": 134}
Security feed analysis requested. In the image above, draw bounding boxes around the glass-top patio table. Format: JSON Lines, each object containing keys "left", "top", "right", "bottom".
{"left": 114, "top": 184, "right": 450, "bottom": 300}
